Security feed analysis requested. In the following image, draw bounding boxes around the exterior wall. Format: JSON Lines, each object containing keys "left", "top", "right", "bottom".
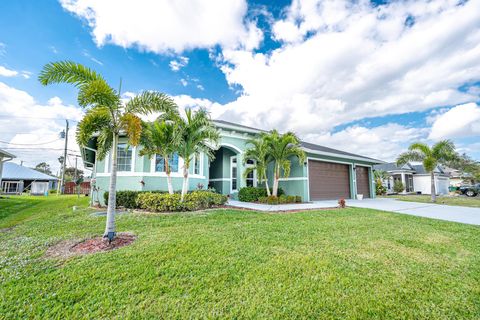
{"left": 413, "top": 175, "right": 450, "bottom": 195}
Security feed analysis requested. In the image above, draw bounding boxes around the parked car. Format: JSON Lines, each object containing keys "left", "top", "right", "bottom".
{"left": 459, "top": 183, "right": 480, "bottom": 197}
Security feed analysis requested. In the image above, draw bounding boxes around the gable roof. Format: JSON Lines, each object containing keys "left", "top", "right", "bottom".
{"left": 1, "top": 162, "right": 58, "bottom": 181}
{"left": 374, "top": 162, "right": 415, "bottom": 172}
{"left": 213, "top": 119, "right": 383, "bottom": 164}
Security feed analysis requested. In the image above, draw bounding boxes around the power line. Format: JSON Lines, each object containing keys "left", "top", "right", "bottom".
{"left": 1, "top": 147, "right": 80, "bottom": 153}
{"left": 0, "top": 138, "right": 61, "bottom": 146}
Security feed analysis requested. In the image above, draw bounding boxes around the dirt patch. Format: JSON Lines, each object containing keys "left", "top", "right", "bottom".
{"left": 45, "top": 232, "right": 136, "bottom": 259}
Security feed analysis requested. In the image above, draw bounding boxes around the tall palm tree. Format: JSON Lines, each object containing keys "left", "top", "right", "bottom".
{"left": 243, "top": 133, "right": 272, "bottom": 196}
{"left": 396, "top": 140, "right": 456, "bottom": 202}
{"left": 264, "top": 130, "right": 306, "bottom": 197}
{"left": 139, "top": 119, "right": 180, "bottom": 194}
{"left": 169, "top": 108, "right": 219, "bottom": 201}
{"left": 39, "top": 61, "right": 177, "bottom": 241}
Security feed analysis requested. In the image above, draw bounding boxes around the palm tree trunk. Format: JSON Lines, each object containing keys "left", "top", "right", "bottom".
{"left": 272, "top": 165, "right": 279, "bottom": 197}
{"left": 104, "top": 133, "right": 118, "bottom": 241}
{"left": 181, "top": 165, "right": 189, "bottom": 201}
{"left": 165, "top": 157, "right": 174, "bottom": 195}
{"left": 431, "top": 171, "right": 436, "bottom": 203}
{"left": 265, "top": 175, "right": 271, "bottom": 197}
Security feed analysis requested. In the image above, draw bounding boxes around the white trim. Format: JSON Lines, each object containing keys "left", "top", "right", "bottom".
{"left": 245, "top": 159, "right": 257, "bottom": 187}
{"left": 209, "top": 178, "right": 230, "bottom": 182}
{"left": 278, "top": 177, "right": 308, "bottom": 181}
{"left": 150, "top": 153, "right": 181, "bottom": 174}
{"left": 96, "top": 172, "right": 205, "bottom": 178}
{"left": 219, "top": 143, "right": 243, "bottom": 154}
{"left": 131, "top": 146, "right": 136, "bottom": 173}
{"left": 303, "top": 147, "right": 381, "bottom": 164}
{"left": 307, "top": 156, "right": 352, "bottom": 166}
{"left": 215, "top": 122, "right": 262, "bottom": 134}
{"left": 230, "top": 155, "right": 238, "bottom": 193}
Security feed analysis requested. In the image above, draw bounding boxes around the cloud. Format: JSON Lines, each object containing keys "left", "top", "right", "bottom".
{"left": 429, "top": 103, "right": 480, "bottom": 139}
{"left": 169, "top": 56, "right": 189, "bottom": 71}
{"left": 0, "top": 82, "right": 84, "bottom": 173}
{"left": 60, "top": 0, "right": 263, "bottom": 53}
{"left": 82, "top": 50, "right": 103, "bottom": 65}
{"left": 0, "top": 66, "right": 18, "bottom": 77}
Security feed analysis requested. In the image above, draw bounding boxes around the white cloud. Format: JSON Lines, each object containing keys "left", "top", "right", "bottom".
{"left": 180, "top": 79, "right": 188, "bottom": 87}
{"left": 60, "top": 0, "right": 263, "bottom": 53}
{"left": 0, "top": 66, "right": 18, "bottom": 77}
{"left": 169, "top": 56, "right": 189, "bottom": 71}
{"left": 0, "top": 82, "right": 84, "bottom": 173}
{"left": 429, "top": 103, "right": 480, "bottom": 139}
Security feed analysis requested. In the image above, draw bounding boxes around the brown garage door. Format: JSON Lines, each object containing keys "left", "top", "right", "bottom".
{"left": 308, "top": 160, "right": 351, "bottom": 200}
{"left": 355, "top": 166, "right": 371, "bottom": 198}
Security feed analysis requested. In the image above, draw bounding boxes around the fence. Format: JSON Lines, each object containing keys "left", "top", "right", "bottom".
{"left": 64, "top": 181, "right": 91, "bottom": 195}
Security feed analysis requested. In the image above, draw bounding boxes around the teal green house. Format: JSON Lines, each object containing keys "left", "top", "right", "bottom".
{"left": 82, "top": 120, "right": 382, "bottom": 204}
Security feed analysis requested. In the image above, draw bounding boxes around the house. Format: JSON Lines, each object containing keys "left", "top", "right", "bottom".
{"left": 1, "top": 162, "right": 58, "bottom": 194}
{"left": 373, "top": 162, "right": 450, "bottom": 195}
{"left": 0, "top": 149, "right": 16, "bottom": 188}
{"left": 442, "top": 167, "right": 473, "bottom": 186}
{"left": 81, "top": 120, "right": 382, "bottom": 204}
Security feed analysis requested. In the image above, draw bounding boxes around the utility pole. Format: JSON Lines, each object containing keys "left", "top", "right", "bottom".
{"left": 58, "top": 120, "right": 69, "bottom": 195}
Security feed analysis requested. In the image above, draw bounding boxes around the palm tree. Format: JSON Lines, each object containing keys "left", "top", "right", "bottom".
{"left": 243, "top": 133, "right": 272, "bottom": 196}
{"left": 139, "top": 119, "right": 180, "bottom": 194}
{"left": 39, "top": 61, "right": 177, "bottom": 241}
{"left": 264, "top": 130, "right": 306, "bottom": 197}
{"left": 396, "top": 140, "right": 456, "bottom": 202}
{"left": 373, "top": 170, "right": 389, "bottom": 186}
{"left": 169, "top": 108, "right": 220, "bottom": 201}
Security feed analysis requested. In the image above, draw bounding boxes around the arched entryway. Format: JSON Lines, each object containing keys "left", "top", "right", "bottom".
{"left": 208, "top": 145, "right": 242, "bottom": 195}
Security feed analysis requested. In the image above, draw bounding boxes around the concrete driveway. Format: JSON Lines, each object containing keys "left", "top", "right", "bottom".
{"left": 339, "top": 198, "right": 480, "bottom": 226}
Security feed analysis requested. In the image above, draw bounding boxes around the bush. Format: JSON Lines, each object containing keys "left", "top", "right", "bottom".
{"left": 257, "top": 195, "right": 300, "bottom": 205}
{"left": 104, "top": 190, "right": 166, "bottom": 208}
{"left": 238, "top": 186, "right": 285, "bottom": 202}
{"left": 393, "top": 181, "right": 405, "bottom": 193}
{"left": 338, "top": 198, "right": 346, "bottom": 208}
{"left": 295, "top": 196, "right": 302, "bottom": 203}
{"left": 136, "top": 190, "right": 227, "bottom": 212}
{"left": 376, "top": 184, "right": 387, "bottom": 196}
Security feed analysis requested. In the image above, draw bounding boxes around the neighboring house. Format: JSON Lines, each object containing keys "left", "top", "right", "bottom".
{"left": 442, "top": 167, "right": 473, "bottom": 186}
{"left": 1, "top": 162, "right": 58, "bottom": 194}
{"left": 81, "top": 120, "right": 382, "bottom": 205}
{"left": 374, "top": 162, "right": 450, "bottom": 195}
{"left": 0, "top": 149, "right": 16, "bottom": 188}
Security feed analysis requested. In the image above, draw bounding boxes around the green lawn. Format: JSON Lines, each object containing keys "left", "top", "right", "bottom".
{"left": 1, "top": 196, "right": 480, "bottom": 319}
{"left": 387, "top": 194, "right": 480, "bottom": 208}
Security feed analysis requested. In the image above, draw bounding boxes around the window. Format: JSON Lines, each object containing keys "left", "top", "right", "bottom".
{"left": 245, "top": 159, "right": 256, "bottom": 187}
{"left": 155, "top": 153, "right": 179, "bottom": 173}
{"left": 231, "top": 156, "right": 237, "bottom": 192}
{"left": 117, "top": 143, "right": 132, "bottom": 172}
{"left": 194, "top": 153, "right": 201, "bottom": 175}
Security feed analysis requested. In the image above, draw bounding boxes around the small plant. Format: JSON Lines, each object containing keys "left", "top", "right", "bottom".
{"left": 393, "top": 181, "right": 405, "bottom": 193}
{"left": 197, "top": 183, "right": 204, "bottom": 190}
{"left": 338, "top": 198, "right": 346, "bottom": 208}
{"left": 295, "top": 195, "right": 302, "bottom": 203}
{"left": 266, "top": 195, "right": 279, "bottom": 205}
{"left": 376, "top": 184, "right": 387, "bottom": 195}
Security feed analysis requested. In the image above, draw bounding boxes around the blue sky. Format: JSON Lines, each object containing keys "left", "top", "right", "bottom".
{"left": 0, "top": 0, "right": 479, "bottom": 171}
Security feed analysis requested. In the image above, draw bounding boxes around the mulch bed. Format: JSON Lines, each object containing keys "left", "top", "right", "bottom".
{"left": 45, "top": 232, "right": 136, "bottom": 259}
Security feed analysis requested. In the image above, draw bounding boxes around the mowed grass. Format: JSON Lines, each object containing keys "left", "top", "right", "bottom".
{"left": 1, "top": 196, "right": 480, "bottom": 319}
{"left": 389, "top": 194, "right": 480, "bottom": 208}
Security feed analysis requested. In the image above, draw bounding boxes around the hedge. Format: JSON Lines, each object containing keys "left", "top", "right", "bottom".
{"left": 238, "top": 186, "right": 284, "bottom": 202}
{"left": 136, "top": 190, "right": 227, "bottom": 212}
{"left": 103, "top": 190, "right": 167, "bottom": 209}
{"left": 258, "top": 195, "right": 301, "bottom": 205}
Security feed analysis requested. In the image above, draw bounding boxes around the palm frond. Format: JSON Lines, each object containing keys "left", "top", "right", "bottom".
{"left": 396, "top": 151, "right": 424, "bottom": 167}
{"left": 408, "top": 142, "right": 431, "bottom": 157}
{"left": 432, "top": 139, "right": 456, "bottom": 162}
{"left": 76, "top": 106, "right": 112, "bottom": 147}
{"left": 120, "top": 113, "right": 143, "bottom": 146}
{"left": 125, "top": 91, "right": 179, "bottom": 116}
{"left": 39, "top": 61, "right": 104, "bottom": 88}
{"left": 96, "top": 128, "right": 113, "bottom": 161}
{"left": 77, "top": 79, "right": 119, "bottom": 109}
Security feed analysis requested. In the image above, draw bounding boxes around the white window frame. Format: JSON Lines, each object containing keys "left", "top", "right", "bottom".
{"left": 230, "top": 156, "right": 238, "bottom": 193}
{"left": 193, "top": 152, "right": 202, "bottom": 175}
{"left": 245, "top": 159, "right": 257, "bottom": 187}
{"left": 107, "top": 144, "right": 135, "bottom": 173}
{"left": 152, "top": 153, "right": 180, "bottom": 174}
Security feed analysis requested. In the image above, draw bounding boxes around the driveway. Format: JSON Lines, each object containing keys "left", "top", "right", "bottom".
{"left": 338, "top": 198, "right": 480, "bottom": 226}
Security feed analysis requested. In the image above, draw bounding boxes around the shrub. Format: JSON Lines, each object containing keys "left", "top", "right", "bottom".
{"left": 295, "top": 196, "right": 302, "bottom": 203}
{"left": 136, "top": 190, "right": 227, "bottom": 212}
{"left": 266, "top": 195, "right": 278, "bottom": 205}
{"left": 376, "top": 184, "right": 387, "bottom": 196}
{"left": 104, "top": 190, "right": 167, "bottom": 208}
{"left": 258, "top": 196, "right": 268, "bottom": 204}
{"left": 393, "top": 181, "right": 405, "bottom": 193}
{"left": 258, "top": 195, "right": 300, "bottom": 205}
{"left": 238, "top": 186, "right": 285, "bottom": 202}
{"left": 278, "top": 195, "right": 288, "bottom": 204}
{"left": 338, "top": 198, "right": 346, "bottom": 208}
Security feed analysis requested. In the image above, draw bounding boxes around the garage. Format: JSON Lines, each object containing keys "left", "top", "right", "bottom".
{"left": 355, "top": 166, "right": 371, "bottom": 198}
{"left": 308, "top": 160, "right": 351, "bottom": 200}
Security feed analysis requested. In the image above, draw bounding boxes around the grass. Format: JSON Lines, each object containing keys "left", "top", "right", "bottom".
{"left": 387, "top": 194, "right": 480, "bottom": 208}
{"left": 1, "top": 195, "right": 480, "bottom": 319}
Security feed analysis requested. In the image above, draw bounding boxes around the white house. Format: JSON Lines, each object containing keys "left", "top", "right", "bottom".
{"left": 0, "top": 149, "right": 15, "bottom": 189}
{"left": 374, "top": 162, "right": 450, "bottom": 195}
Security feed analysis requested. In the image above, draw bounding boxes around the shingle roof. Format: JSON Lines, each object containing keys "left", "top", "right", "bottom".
{"left": 1, "top": 162, "right": 58, "bottom": 181}
{"left": 213, "top": 119, "right": 383, "bottom": 163}
{"left": 374, "top": 162, "right": 415, "bottom": 171}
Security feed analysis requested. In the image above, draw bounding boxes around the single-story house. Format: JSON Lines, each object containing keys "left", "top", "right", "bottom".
{"left": 81, "top": 120, "right": 382, "bottom": 205}
{"left": 1, "top": 162, "right": 58, "bottom": 194}
{"left": 442, "top": 167, "right": 473, "bottom": 186}
{"left": 373, "top": 162, "right": 450, "bottom": 195}
{"left": 0, "top": 148, "right": 15, "bottom": 188}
